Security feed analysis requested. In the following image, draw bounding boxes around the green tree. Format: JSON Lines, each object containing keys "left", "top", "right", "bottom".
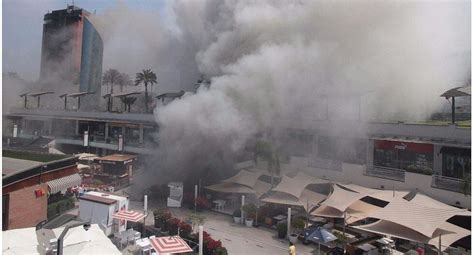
{"left": 255, "top": 140, "right": 281, "bottom": 187}
{"left": 103, "top": 69, "right": 121, "bottom": 94}
{"left": 117, "top": 73, "right": 132, "bottom": 92}
{"left": 120, "top": 96, "right": 137, "bottom": 112}
{"left": 103, "top": 69, "right": 121, "bottom": 111}
{"left": 135, "top": 69, "right": 158, "bottom": 112}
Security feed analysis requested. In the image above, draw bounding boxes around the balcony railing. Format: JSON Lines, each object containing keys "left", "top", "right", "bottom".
{"left": 364, "top": 165, "right": 406, "bottom": 182}
{"left": 432, "top": 175, "right": 470, "bottom": 194}
{"left": 308, "top": 158, "right": 342, "bottom": 171}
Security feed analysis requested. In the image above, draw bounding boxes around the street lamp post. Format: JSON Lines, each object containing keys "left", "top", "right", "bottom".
{"left": 57, "top": 222, "right": 91, "bottom": 255}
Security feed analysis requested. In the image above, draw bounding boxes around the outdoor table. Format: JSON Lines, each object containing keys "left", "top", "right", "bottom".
{"left": 273, "top": 214, "right": 287, "bottom": 221}
{"left": 136, "top": 238, "right": 152, "bottom": 254}
{"left": 212, "top": 199, "right": 226, "bottom": 211}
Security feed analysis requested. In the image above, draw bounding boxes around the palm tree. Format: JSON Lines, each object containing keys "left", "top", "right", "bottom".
{"left": 120, "top": 96, "right": 137, "bottom": 112}
{"left": 255, "top": 140, "right": 281, "bottom": 187}
{"left": 117, "top": 73, "right": 132, "bottom": 92}
{"left": 103, "top": 69, "right": 121, "bottom": 111}
{"left": 135, "top": 69, "right": 157, "bottom": 112}
{"left": 103, "top": 69, "right": 121, "bottom": 94}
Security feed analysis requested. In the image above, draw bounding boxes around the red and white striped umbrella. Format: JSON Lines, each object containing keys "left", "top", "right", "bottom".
{"left": 112, "top": 210, "right": 146, "bottom": 222}
{"left": 150, "top": 236, "right": 193, "bottom": 254}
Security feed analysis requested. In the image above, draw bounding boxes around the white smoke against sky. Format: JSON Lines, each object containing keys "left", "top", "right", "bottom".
{"left": 151, "top": 0, "right": 470, "bottom": 174}
{"left": 89, "top": 2, "right": 200, "bottom": 94}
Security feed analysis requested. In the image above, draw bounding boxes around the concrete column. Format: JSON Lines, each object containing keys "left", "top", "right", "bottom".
{"left": 139, "top": 124, "right": 144, "bottom": 144}
{"left": 75, "top": 120, "right": 79, "bottom": 135}
{"left": 22, "top": 119, "right": 27, "bottom": 135}
{"left": 241, "top": 195, "right": 245, "bottom": 224}
{"left": 198, "top": 226, "right": 203, "bottom": 255}
{"left": 366, "top": 139, "right": 374, "bottom": 166}
{"left": 105, "top": 123, "right": 109, "bottom": 140}
{"left": 287, "top": 207, "right": 291, "bottom": 238}
{"left": 48, "top": 120, "right": 53, "bottom": 136}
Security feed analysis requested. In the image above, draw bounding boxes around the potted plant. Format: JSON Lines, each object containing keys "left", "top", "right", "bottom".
{"left": 160, "top": 211, "right": 172, "bottom": 235}
{"left": 277, "top": 223, "right": 287, "bottom": 239}
{"left": 289, "top": 218, "right": 305, "bottom": 243}
{"left": 178, "top": 221, "right": 192, "bottom": 238}
{"left": 195, "top": 196, "right": 211, "bottom": 211}
{"left": 153, "top": 208, "right": 167, "bottom": 230}
{"left": 168, "top": 217, "right": 181, "bottom": 235}
{"left": 232, "top": 209, "right": 241, "bottom": 224}
{"left": 242, "top": 203, "right": 257, "bottom": 227}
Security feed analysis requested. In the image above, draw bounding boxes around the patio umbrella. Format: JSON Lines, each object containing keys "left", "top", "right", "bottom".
{"left": 112, "top": 210, "right": 146, "bottom": 222}
{"left": 150, "top": 236, "right": 193, "bottom": 254}
{"left": 305, "top": 227, "right": 338, "bottom": 254}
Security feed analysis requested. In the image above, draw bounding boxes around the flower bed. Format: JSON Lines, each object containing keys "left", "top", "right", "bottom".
{"left": 153, "top": 209, "right": 228, "bottom": 254}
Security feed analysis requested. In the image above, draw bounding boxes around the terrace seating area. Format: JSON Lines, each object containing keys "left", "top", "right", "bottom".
{"left": 200, "top": 162, "right": 471, "bottom": 255}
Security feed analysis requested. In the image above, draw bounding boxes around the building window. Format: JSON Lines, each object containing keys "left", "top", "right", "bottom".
{"left": 319, "top": 136, "right": 366, "bottom": 164}
{"left": 373, "top": 140, "right": 433, "bottom": 174}
{"left": 441, "top": 147, "right": 471, "bottom": 179}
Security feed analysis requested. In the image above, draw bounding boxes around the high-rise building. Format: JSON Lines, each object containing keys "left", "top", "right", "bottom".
{"left": 39, "top": 5, "right": 103, "bottom": 109}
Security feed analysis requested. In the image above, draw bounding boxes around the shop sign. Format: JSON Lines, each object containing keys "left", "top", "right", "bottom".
{"left": 35, "top": 189, "right": 45, "bottom": 198}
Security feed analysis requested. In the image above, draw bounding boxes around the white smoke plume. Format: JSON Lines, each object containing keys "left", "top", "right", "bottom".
{"left": 151, "top": 0, "right": 470, "bottom": 177}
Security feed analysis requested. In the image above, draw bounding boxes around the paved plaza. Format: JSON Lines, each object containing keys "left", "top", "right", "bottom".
{"left": 128, "top": 199, "right": 318, "bottom": 255}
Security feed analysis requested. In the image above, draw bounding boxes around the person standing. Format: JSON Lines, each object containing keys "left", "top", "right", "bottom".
{"left": 289, "top": 242, "right": 296, "bottom": 255}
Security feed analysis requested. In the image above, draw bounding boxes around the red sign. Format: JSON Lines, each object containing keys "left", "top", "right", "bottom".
{"left": 35, "top": 189, "right": 45, "bottom": 198}
{"left": 374, "top": 140, "right": 433, "bottom": 153}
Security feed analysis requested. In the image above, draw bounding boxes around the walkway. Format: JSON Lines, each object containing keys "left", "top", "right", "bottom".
{"left": 129, "top": 199, "right": 318, "bottom": 254}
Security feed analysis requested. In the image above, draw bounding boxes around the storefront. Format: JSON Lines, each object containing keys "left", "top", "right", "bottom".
{"left": 440, "top": 146, "right": 471, "bottom": 179}
{"left": 373, "top": 140, "right": 433, "bottom": 174}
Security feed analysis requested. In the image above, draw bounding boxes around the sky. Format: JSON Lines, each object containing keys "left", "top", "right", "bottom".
{"left": 2, "top": 0, "right": 168, "bottom": 81}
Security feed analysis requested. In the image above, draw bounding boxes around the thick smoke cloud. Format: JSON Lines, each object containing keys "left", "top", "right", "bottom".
{"left": 89, "top": 3, "right": 200, "bottom": 94}
{"left": 151, "top": 0, "right": 470, "bottom": 178}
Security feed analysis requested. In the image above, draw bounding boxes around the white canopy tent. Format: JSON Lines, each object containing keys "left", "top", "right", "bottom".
{"left": 2, "top": 227, "right": 39, "bottom": 254}
{"left": 260, "top": 172, "right": 329, "bottom": 211}
{"left": 52, "top": 224, "right": 121, "bottom": 254}
{"left": 204, "top": 169, "right": 272, "bottom": 198}
{"left": 353, "top": 198, "right": 470, "bottom": 251}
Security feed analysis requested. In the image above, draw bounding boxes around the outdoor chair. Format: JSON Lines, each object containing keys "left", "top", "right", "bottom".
{"left": 119, "top": 237, "right": 128, "bottom": 249}
{"left": 142, "top": 246, "right": 152, "bottom": 255}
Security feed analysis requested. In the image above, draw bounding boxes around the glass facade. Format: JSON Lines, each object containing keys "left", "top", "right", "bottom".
{"left": 373, "top": 140, "right": 433, "bottom": 174}
{"left": 80, "top": 17, "right": 103, "bottom": 94}
{"left": 441, "top": 147, "right": 471, "bottom": 179}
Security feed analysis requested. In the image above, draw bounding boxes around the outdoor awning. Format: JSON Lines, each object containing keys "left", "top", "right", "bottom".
{"left": 205, "top": 182, "right": 256, "bottom": 194}
{"left": 260, "top": 188, "right": 327, "bottom": 211}
{"left": 221, "top": 169, "right": 264, "bottom": 188}
{"left": 363, "top": 197, "right": 470, "bottom": 238}
{"left": 272, "top": 172, "right": 327, "bottom": 199}
{"left": 47, "top": 173, "right": 82, "bottom": 194}
{"left": 427, "top": 221, "right": 471, "bottom": 251}
{"left": 150, "top": 236, "right": 193, "bottom": 254}
{"left": 2, "top": 227, "right": 39, "bottom": 254}
{"left": 440, "top": 86, "right": 471, "bottom": 98}
{"left": 318, "top": 184, "right": 367, "bottom": 213}
{"left": 112, "top": 210, "right": 146, "bottom": 222}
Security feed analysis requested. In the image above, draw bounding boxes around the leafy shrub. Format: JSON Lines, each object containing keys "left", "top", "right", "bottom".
{"left": 291, "top": 218, "right": 306, "bottom": 233}
{"left": 277, "top": 223, "right": 287, "bottom": 238}
{"left": 168, "top": 217, "right": 181, "bottom": 235}
{"left": 195, "top": 196, "right": 211, "bottom": 210}
{"left": 178, "top": 221, "right": 192, "bottom": 238}
{"left": 242, "top": 203, "right": 257, "bottom": 219}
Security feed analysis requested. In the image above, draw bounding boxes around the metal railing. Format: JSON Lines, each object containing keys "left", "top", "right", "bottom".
{"left": 432, "top": 175, "right": 470, "bottom": 194}
{"left": 308, "top": 158, "right": 342, "bottom": 171}
{"left": 364, "top": 165, "right": 406, "bottom": 182}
